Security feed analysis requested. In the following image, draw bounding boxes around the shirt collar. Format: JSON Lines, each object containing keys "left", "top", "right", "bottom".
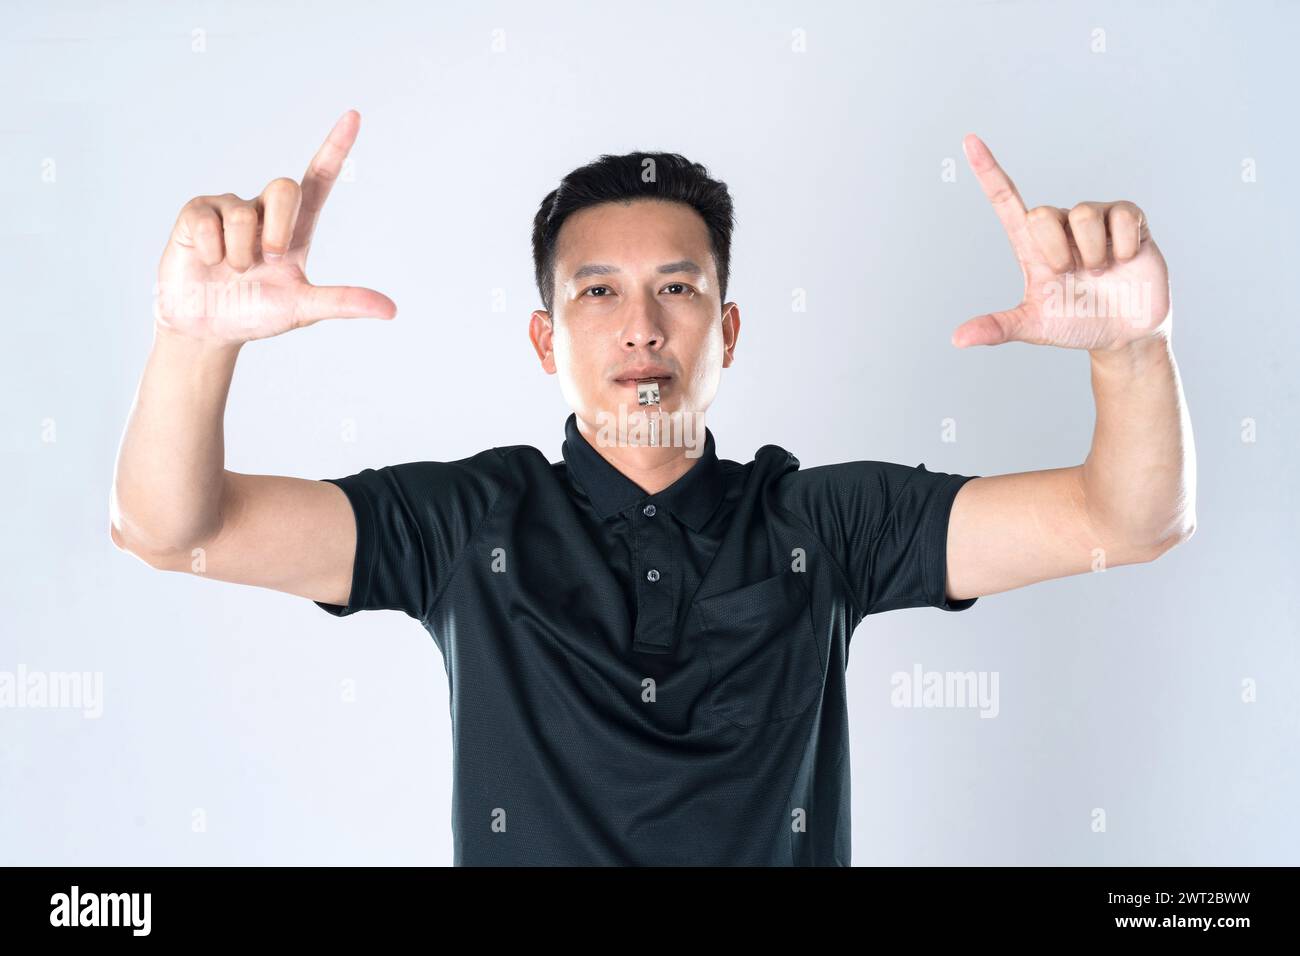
{"left": 560, "top": 412, "right": 724, "bottom": 531}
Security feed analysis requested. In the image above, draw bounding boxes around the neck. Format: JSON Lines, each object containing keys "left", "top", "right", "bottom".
{"left": 575, "top": 413, "right": 705, "bottom": 496}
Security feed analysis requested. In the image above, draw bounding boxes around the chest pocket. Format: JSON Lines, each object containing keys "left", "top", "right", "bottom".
{"left": 694, "top": 569, "right": 825, "bottom": 729}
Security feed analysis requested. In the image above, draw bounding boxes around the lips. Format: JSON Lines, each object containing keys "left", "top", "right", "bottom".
{"left": 613, "top": 367, "right": 672, "bottom": 384}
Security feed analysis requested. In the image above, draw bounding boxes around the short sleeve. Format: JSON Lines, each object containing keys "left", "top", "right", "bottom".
{"left": 314, "top": 453, "right": 506, "bottom": 621}
{"left": 777, "top": 460, "right": 979, "bottom": 618}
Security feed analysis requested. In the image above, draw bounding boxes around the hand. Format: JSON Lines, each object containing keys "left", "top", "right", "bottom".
{"left": 154, "top": 110, "right": 397, "bottom": 344}
{"left": 953, "top": 133, "right": 1170, "bottom": 353}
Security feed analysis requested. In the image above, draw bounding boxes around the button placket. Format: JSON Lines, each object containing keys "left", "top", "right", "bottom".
{"left": 631, "top": 500, "right": 676, "bottom": 653}
{"left": 641, "top": 502, "right": 663, "bottom": 585}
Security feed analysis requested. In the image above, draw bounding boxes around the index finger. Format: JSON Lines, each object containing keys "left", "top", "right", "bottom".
{"left": 962, "top": 133, "right": 1034, "bottom": 256}
{"left": 291, "top": 109, "right": 360, "bottom": 252}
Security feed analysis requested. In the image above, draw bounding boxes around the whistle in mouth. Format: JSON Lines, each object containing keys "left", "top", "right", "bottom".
{"left": 636, "top": 379, "right": 661, "bottom": 447}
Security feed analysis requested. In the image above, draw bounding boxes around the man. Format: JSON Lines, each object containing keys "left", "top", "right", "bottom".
{"left": 110, "top": 110, "right": 1196, "bottom": 865}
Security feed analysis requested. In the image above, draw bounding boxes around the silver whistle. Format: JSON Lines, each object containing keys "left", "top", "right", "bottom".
{"left": 636, "top": 379, "right": 661, "bottom": 447}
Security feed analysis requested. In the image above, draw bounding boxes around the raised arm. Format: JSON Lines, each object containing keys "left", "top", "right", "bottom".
{"left": 109, "top": 110, "right": 397, "bottom": 606}
{"left": 941, "top": 134, "right": 1196, "bottom": 602}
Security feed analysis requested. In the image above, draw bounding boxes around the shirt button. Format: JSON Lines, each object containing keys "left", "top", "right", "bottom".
{"left": 646, "top": 569, "right": 660, "bottom": 583}
{"left": 643, "top": 504, "right": 657, "bottom": 517}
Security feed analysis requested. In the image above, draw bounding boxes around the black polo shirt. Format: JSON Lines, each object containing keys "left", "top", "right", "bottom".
{"left": 315, "top": 412, "right": 978, "bottom": 865}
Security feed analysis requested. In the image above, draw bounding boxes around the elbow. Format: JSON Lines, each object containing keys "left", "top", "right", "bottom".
{"left": 1142, "top": 513, "right": 1197, "bottom": 562}
{"left": 109, "top": 516, "right": 187, "bottom": 571}
{"left": 108, "top": 515, "right": 140, "bottom": 558}
{"left": 108, "top": 484, "right": 208, "bottom": 571}
{"left": 109, "top": 520, "right": 156, "bottom": 568}
{"left": 109, "top": 519, "right": 124, "bottom": 550}
{"left": 109, "top": 504, "right": 151, "bottom": 565}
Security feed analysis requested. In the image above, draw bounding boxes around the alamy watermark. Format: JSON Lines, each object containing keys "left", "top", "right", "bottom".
{"left": 0, "top": 665, "right": 103, "bottom": 718}
{"left": 593, "top": 406, "right": 707, "bottom": 457}
{"left": 50, "top": 886, "right": 150, "bottom": 936}
{"left": 153, "top": 278, "right": 263, "bottom": 328}
{"left": 890, "top": 663, "right": 999, "bottom": 718}
{"left": 1041, "top": 274, "right": 1155, "bottom": 326}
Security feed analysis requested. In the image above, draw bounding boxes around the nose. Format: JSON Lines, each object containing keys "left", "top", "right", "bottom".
{"left": 620, "top": 297, "right": 667, "bottom": 351}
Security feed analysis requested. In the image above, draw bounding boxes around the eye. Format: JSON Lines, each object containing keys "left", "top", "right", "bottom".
{"left": 580, "top": 282, "right": 696, "bottom": 298}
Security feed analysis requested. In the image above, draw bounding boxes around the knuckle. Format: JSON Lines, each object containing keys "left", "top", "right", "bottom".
{"left": 308, "top": 161, "right": 338, "bottom": 183}
{"left": 1109, "top": 205, "right": 1138, "bottom": 227}
{"left": 1068, "top": 203, "right": 1099, "bottom": 224}
{"left": 224, "top": 205, "right": 259, "bottom": 228}
{"left": 1027, "top": 205, "right": 1059, "bottom": 225}
{"left": 265, "top": 176, "right": 301, "bottom": 200}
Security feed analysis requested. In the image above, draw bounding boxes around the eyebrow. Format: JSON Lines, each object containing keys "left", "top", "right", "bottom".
{"left": 570, "top": 260, "right": 705, "bottom": 281}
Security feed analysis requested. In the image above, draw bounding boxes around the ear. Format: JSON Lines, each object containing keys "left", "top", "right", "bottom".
{"left": 721, "top": 302, "right": 741, "bottom": 368}
{"left": 529, "top": 310, "right": 557, "bottom": 374}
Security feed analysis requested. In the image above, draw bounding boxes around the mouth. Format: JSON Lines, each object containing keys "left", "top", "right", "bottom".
{"left": 614, "top": 375, "right": 671, "bottom": 390}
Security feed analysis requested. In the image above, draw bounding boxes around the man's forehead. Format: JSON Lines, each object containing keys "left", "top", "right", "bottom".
{"left": 555, "top": 200, "right": 711, "bottom": 268}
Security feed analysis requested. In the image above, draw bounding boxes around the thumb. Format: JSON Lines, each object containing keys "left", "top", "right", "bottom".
{"left": 951, "top": 308, "right": 1022, "bottom": 348}
{"left": 296, "top": 284, "right": 398, "bottom": 324}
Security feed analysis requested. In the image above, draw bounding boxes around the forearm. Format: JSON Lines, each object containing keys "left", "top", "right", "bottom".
{"left": 110, "top": 325, "right": 243, "bottom": 555}
{"left": 1080, "top": 331, "right": 1197, "bottom": 557}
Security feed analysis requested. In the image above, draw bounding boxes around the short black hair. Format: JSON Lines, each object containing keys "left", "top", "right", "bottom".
{"left": 531, "top": 151, "right": 735, "bottom": 315}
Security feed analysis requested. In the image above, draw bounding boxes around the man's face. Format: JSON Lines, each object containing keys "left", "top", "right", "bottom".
{"left": 530, "top": 199, "right": 739, "bottom": 442}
